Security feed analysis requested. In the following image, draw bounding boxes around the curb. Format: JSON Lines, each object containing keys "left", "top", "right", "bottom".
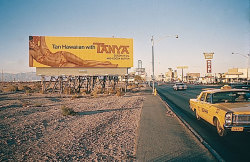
{"left": 155, "top": 90, "right": 225, "bottom": 162}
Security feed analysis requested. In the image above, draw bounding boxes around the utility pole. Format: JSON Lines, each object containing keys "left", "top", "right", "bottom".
{"left": 246, "top": 54, "right": 249, "bottom": 85}
{"left": 1, "top": 69, "right": 3, "bottom": 83}
{"left": 151, "top": 36, "right": 155, "bottom": 94}
{"left": 151, "top": 34, "right": 179, "bottom": 93}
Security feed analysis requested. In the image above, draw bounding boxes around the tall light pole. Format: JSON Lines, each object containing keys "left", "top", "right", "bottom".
{"left": 151, "top": 36, "right": 155, "bottom": 94}
{"left": 232, "top": 52, "right": 250, "bottom": 85}
{"left": 151, "top": 35, "right": 178, "bottom": 94}
{"left": 1, "top": 69, "right": 3, "bottom": 83}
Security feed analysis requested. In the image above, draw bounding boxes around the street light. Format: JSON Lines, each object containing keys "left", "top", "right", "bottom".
{"left": 151, "top": 35, "right": 178, "bottom": 94}
{"left": 232, "top": 52, "right": 250, "bottom": 85}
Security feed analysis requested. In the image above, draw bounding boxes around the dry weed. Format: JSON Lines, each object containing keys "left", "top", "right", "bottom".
{"left": 116, "top": 89, "right": 123, "bottom": 96}
{"left": 91, "top": 90, "right": 98, "bottom": 98}
{"left": 20, "top": 100, "right": 29, "bottom": 107}
{"left": 61, "top": 105, "right": 77, "bottom": 116}
{"left": 34, "top": 102, "right": 42, "bottom": 107}
{"left": 71, "top": 93, "right": 81, "bottom": 99}
{"left": 3, "top": 85, "right": 18, "bottom": 92}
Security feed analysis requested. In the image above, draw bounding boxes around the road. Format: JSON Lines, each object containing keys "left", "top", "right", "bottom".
{"left": 155, "top": 84, "right": 250, "bottom": 162}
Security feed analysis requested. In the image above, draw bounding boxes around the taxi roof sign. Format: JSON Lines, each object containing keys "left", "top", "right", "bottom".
{"left": 221, "top": 85, "right": 232, "bottom": 90}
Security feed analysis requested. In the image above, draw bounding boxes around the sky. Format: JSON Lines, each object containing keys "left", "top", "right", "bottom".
{"left": 0, "top": 0, "right": 249, "bottom": 77}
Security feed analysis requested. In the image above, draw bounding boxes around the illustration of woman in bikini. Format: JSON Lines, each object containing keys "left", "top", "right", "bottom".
{"left": 29, "top": 36, "right": 118, "bottom": 68}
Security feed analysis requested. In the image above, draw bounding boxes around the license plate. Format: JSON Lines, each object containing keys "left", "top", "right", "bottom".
{"left": 231, "top": 127, "right": 244, "bottom": 131}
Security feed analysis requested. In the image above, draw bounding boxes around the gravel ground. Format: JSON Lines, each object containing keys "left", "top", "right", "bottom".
{"left": 0, "top": 92, "right": 144, "bottom": 161}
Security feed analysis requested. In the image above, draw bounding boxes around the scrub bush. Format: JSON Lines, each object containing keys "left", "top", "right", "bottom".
{"left": 61, "top": 105, "right": 77, "bottom": 116}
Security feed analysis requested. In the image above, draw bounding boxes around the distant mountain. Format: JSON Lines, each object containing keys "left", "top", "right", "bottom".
{"left": 1, "top": 72, "right": 41, "bottom": 82}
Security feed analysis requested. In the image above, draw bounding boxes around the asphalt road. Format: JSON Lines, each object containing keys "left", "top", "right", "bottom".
{"left": 155, "top": 84, "right": 250, "bottom": 162}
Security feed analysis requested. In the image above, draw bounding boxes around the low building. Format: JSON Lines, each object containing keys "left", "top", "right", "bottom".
{"left": 224, "top": 68, "right": 250, "bottom": 83}
{"left": 165, "top": 68, "right": 177, "bottom": 82}
{"left": 186, "top": 73, "right": 200, "bottom": 83}
{"left": 157, "top": 73, "right": 165, "bottom": 82}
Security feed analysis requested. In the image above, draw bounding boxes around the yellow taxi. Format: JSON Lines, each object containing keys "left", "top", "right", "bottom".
{"left": 189, "top": 85, "right": 250, "bottom": 136}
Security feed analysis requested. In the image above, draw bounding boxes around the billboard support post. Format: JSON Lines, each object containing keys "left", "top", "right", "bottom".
{"left": 40, "top": 75, "right": 45, "bottom": 94}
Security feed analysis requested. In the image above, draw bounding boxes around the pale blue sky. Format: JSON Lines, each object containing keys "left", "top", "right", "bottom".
{"left": 0, "top": 0, "right": 249, "bottom": 76}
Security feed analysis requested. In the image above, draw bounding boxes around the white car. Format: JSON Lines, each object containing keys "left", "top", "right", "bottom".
{"left": 173, "top": 83, "right": 187, "bottom": 90}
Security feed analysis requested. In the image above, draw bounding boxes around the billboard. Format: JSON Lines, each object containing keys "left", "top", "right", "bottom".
{"left": 29, "top": 36, "right": 133, "bottom": 68}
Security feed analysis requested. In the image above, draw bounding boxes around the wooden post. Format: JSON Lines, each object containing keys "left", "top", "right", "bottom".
{"left": 41, "top": 75, "right": 45, "bottom": 94}
{"left": 52, "top": 77, "right": 59, "bottom": 93}
{"left": 102, "top": 76, "right": 106, "bottom": 93}
{"left": 59, "top": 76, "right": 63, "bottom": 94}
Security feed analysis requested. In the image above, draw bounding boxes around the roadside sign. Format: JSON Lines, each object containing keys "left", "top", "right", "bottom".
{"left": 177, "top": 66, "right": 188, "bottom": 69}
{"left": 203, "top": 53, "right": 214, "bottom": 59}
{"left": 29, "top": 36, "right": 133, "bottom": 68}
{"left": 207, "top": 60, "right": 212, "bottom": 73}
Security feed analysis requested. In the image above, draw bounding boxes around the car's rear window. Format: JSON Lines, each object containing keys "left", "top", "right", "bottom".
{"left": 212, "top": 91, "right": 250, "bottom": 103}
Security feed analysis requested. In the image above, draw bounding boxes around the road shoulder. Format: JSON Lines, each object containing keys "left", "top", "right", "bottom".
{"left": 136, "top": 88, "right": 216, "bottom": 161}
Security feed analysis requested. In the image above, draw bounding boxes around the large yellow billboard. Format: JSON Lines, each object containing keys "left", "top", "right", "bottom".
{"left": 29, "top": 36, "right": 133, "bottom": 68}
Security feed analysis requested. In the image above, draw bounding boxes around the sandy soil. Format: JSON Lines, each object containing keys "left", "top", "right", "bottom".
{"left": 0, "top": 91, "right": 144, "bottom": 161}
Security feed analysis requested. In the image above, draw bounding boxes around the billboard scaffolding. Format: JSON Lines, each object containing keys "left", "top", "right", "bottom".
{"left": 40, "top": 75, "right": 123, "bottom": 94}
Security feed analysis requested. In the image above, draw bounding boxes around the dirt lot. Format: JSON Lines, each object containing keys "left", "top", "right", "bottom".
{"left": 0, "top": 90, "right": 144, "bottom": 161}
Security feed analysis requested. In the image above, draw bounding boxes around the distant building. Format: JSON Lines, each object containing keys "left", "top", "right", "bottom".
{"left": 186, "top": 73, "right": 200, "bottom": 83}
{"left": 215, "top": 73, "right": 224, "bottom": 83}
{"left": 157, "top": 73, "right": 165, "bottom": 81}
{"left": 224, "top": 68, "right": 250, "bottom": 83}
{"left": 1, "top": 72, "right": 40, "bottom": 82}
{"left": 165, "top": 68, "right": 177, "bottom": 82}
{"left": 165, "top": 68, "right": 173, "bottom": 82}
